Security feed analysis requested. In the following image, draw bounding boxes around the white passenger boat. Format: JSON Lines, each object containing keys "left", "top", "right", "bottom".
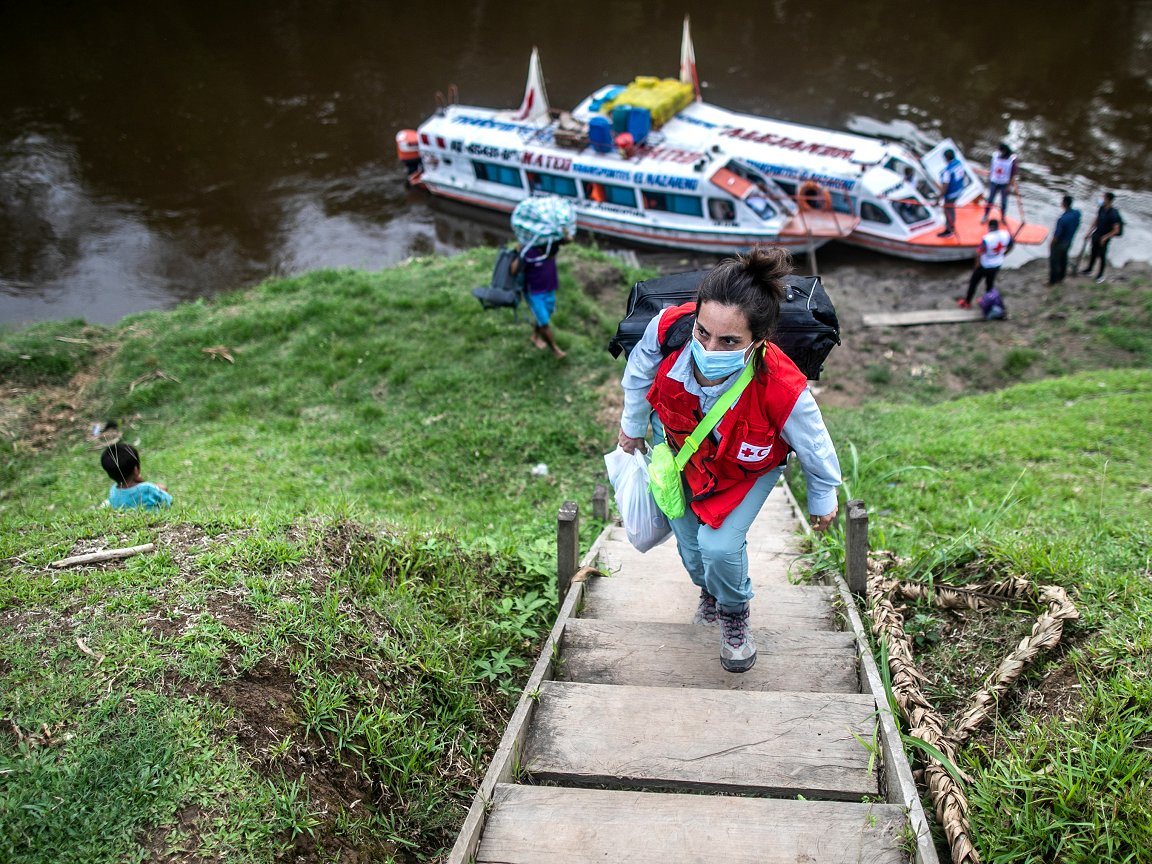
{"left": 397, "top": 19, "right": 1046, "bottom": 262}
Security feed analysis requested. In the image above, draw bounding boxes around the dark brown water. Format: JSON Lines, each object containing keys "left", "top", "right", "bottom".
{"left": 2, "top": 0, "right": 1150, "bottom": 325}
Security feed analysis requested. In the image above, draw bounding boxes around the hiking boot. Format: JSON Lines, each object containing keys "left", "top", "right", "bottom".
{"left": 692, "top": 588, "right": 719, "bottom": 626}
{"left": 718, "top": 603, "right": 756, "bottom": 673}
{"left": 955, "top": 298, "right": 971, "bottom": 309}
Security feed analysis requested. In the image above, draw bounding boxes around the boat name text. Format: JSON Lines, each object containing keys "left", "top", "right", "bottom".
{"left": 522, "top": 151, "right": 573, "bottom": 171}
{"left": 746, "top": 160, "right": 857, "bottom": 192}
{"left": 722, "top": 128, "right": 855, "bottom": 160}
{"left": 452, "top": 115, "right": 536, "bottom": 134}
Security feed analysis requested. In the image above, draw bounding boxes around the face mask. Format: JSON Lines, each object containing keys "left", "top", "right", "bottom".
{"left": 691, "top": 336, "right": 754, "bottom": 380}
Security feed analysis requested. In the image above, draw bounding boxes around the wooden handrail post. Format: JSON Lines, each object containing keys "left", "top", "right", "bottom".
{"left": 592, "top": 484, "right": 609, "bottom": 522}
{"left": 845, "top": 499, "right": 868, "bottom": 597}
{"left": 557, "top": 501, "right": 579, "bottom": 604}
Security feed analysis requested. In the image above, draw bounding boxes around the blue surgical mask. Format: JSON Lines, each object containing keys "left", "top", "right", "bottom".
{"left": 690, "top": 336, "right": 753, "bottom": 380}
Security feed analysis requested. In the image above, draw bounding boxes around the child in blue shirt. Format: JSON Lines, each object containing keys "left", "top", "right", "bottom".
{"left": 100, "top": 442, "right": 172, "bottom": 510}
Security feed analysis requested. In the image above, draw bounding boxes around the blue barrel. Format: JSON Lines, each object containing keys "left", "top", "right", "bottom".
{"left": 589, "top": 116, "right": 614, "bottom": 153}
{"left": 612, "top": 104, "right": 632, "bottom": 134}
{"left": 627, "top": 107, "right": 651, "bottom": 145}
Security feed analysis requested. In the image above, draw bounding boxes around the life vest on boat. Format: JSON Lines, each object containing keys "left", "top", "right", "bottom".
{"left": 989, "top": 153, "right": 1016, "bottom": 185}
{"left": 646, "top": 303, "right": 809, "bottom": 528}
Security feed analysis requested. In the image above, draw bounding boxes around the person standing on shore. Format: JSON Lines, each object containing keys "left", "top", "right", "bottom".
{"left": 958, "top": 218, "right": 1012, "bottom": 309}
{"left": 1081, "top": 192, "right": 1124, "bottom": 284}
{"left": 982, "top": 143, "right": 1018, "bottom": 223}
{"left": 937, "top": 149, "right": 966, "bottom": 238}
{"left": 1048, "top": 195, "right": 1081, "bottom": 285}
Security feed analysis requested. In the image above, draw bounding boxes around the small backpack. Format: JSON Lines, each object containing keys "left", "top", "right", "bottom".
{"left": 979, "top": 288, "right": 1007, "bottom": 321}
{"left": 472, "top": 247, "right": 527, "bottom": 319}
{"left": 608, "top": 271, "right": 841, "bottom": 380}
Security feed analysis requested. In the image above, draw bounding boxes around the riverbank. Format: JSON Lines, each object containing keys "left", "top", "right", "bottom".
{"left": 2, "top": 248, "right": 1150, "bottom": 863}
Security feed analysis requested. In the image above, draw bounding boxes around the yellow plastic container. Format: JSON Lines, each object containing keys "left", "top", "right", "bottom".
{"left": 601, "top": 77, "right": 694, "bottom": 127}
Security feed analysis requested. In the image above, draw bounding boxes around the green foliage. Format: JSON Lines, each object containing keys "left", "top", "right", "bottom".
{"left": 1002, "top": 347, "right": 1041, "bottom": 378}
{"left": 0, "top": 321, "right": 106, "bottom": 386}
{"left": 825, "top": 369, "right": 1152, "bottom": 863}
{"left": 965, "top": 674, "right": 1152, "bottom": 862}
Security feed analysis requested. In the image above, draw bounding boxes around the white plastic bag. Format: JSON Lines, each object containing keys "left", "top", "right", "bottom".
{"left": 603, "top": 446, "right": 673, "bottom": 553}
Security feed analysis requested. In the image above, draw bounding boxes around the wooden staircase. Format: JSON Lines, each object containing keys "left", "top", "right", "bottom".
{"left": 449, "top": 484, "right": 939, "bottom": 864}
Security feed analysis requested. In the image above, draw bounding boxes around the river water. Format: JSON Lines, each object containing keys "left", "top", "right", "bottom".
{"left": 2, "top": 0, "right": 1150, "bottom": 325}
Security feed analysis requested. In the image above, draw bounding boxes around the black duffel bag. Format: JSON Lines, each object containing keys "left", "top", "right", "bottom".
{"left": 607, "top": 271, "right": 841, "bottom": 380}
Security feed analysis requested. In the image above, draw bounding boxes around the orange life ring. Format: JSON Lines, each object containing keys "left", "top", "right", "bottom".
{"left": 798, "top": 181, "right": 833, "bottom": 211}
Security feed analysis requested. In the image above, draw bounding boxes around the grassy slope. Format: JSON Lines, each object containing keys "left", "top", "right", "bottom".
{"left": 3, "top": 249, "right": 1151, "bottom": 862}
{"left": 0, "top": 247, "right": 647, "bottom": 863}
{"left": 821, "top": 370, "right": 1152, "bottom": 861}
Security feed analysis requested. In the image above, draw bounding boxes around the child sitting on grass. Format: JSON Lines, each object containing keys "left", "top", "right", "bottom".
{"left": 100, "top": 442, "right": 172, "bottom": 510}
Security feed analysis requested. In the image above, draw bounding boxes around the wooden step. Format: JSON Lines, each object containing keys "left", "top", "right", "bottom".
{"left": 476, "top": 784, "right": 908, "bottom": 864}
{"left": 582, "top": 573, "right": 837, "bottom": 629}
{"left": 598, "top": 531, "right": 806, "bottom": 587}
{"left": 523, "top": 681, "right": 879, "bottom": 799}
{"left": 559, "top": 619, "right": 858, "bottom": 692}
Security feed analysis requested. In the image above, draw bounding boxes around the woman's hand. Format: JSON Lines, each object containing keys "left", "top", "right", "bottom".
{"left": 618, "top": 430, "right": 647, "bottom": 454}
{"left": 809, "top": 507, "right": 838, "bottom": 532}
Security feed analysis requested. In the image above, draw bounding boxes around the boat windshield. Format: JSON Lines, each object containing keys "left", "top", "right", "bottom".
{"left": 722, "top": 160, "right": 795, "bottom": 220}
{"left": 894, "top": 197, "right": 932, "bottom": 226}
{"left": 884, "top": 157, "right": 937, "bottom": 202}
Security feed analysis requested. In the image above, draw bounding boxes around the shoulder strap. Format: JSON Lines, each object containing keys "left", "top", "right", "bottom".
{"left": 660, "top": 313, "right": 695, "bottom": 358}
{"left": 674, "top": 354, "right": 757, "bottom": 471}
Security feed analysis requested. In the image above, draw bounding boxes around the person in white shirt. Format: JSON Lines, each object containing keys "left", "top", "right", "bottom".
{"left": 958, "top": 219, "right": 1013, "bottom": 308}
{"left": 982, "top": 143, "right": 1018, "bottom": 223}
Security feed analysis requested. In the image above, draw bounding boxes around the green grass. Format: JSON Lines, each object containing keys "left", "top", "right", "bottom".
{"left": 4, "top": 250, "right": 1152, "bottom": 862}
{"left": 817, "top": 368, "right": 1152, "bottom": 861}
{"left": 0, "top": 247, "right": 648, "bottom": 863}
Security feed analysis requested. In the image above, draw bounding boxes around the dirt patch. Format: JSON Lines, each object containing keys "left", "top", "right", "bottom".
{"left": 570, "top": 255, "right": 630, "bottom": 303}
{"left": 798, "top": 254, "right": 1151, "bottom": 407}
{"left": 0, "top": 335, "right": 120, "bottom": 455}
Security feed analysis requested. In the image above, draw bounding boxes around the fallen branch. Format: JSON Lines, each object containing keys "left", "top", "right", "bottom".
{"left": 50, "top": 543, "right": 155, "bottom": 569}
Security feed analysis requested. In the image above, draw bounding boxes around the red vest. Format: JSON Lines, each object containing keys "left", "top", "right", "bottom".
{"left": 647, "top": 303, "right": 808, "bottom": 528}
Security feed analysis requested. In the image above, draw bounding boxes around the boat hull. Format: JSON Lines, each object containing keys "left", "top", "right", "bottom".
{"left": 422, "top": 181, "right": 832, "bottom": 255}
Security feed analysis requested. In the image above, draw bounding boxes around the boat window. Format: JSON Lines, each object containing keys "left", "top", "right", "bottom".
{"left": 642, "top": 190, "right": 703, "bottom": 218}
{"left": 472, "top": 160, "right": 524, "bottom": 188}
{"left": 708, "top": 199, "right": 736, "bottom": 221}
{"left": 860, "top": 201, "right": 893, "bottom": 224}
{"left": 582, "top": 180, "right": 637, "bottom": 208}
{"left": 895, "top": 198, "right": 932, "bottom": 225}
{"left": 829, "top": 190, "right": 854, "bottom": 214}
{"left": 527, "top": 171, "right": 578, "bottom": 197}
{"left": 745, "top": 195, "right": 776, "bottom": 220}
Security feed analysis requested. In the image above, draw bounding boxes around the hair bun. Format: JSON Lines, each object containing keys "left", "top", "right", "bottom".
{"left": 740, "top": 246, "right": 793, "bottom": 289}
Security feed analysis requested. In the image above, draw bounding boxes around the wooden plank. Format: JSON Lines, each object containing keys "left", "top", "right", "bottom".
{"left": 524, "top": 681, "right": 880, "bottom": 799}
{"left": 560, "top": 619, "right": 858, "bottom": 692}
{"left": 779, "top": 483, "right": 940, "bottom": 864}
{"left": 581, "top": 575, "right": 837, "bottom": 629}
{"left": 446, "top": 520, "right": 616, "bottom": 863}
{"left": 598, "top": 534, "right": 806, "bottom": 586}
{"left": 478, "top": 785, "right": 907, "bottom": 864}
{"left": 862, "top": 308, "right": 985, "bottom": 327}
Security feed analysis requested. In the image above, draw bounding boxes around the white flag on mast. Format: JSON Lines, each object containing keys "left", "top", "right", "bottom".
{"left": 514, "top": 47, "right": 551, "bottom": 121}
{"left": 680, "top": 16, "right": 701, "bottom": 101}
